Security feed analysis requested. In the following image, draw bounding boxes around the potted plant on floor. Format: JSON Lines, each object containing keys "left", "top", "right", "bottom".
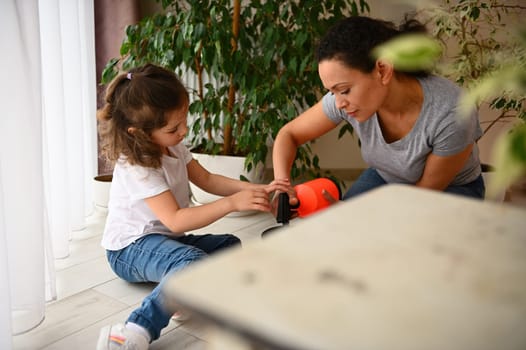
{"left": 101, "top": 0, "right": 370, "bottom": 203}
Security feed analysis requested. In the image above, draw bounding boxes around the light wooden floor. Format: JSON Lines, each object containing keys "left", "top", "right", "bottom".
{"left": 13, "top": 206, "right": 279, "bottom": 350}
{"left": 12, "top": 181, "right": 526, "bottom": 350}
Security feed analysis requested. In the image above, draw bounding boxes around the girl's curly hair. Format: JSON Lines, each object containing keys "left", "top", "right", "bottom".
{"left": 97, "top": 64, "right": 189, "bottom": 168}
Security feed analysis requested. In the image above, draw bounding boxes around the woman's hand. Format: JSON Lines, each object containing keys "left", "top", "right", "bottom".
{"left": 267, "top": 178, "right": 298, "bottom": 217}
{"left": 263, "top": 178, "right": 294, "bottom": 198}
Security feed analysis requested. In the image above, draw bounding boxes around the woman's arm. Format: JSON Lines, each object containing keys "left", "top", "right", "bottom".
{"left": 416, "top": 143, "right": 474, "bottom": 190}
{"left": 272, "top": 101, "right": 338, "bottom": 180}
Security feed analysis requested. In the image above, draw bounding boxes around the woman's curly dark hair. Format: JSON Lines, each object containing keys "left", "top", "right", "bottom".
{"left": 316, "top": 14, "right": 429, "bottom": 77}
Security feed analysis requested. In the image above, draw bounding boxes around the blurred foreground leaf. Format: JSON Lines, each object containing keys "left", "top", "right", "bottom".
{"left": 373, "top": 34, "right": 442, "bottom": 71}
{"left": 487, "top": 124, "right": 526, "bottom": 199}
{"left": 458, "top": 65, "right": 526, "bottom": 117}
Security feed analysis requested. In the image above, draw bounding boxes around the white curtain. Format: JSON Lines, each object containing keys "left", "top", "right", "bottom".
{"left": 0, "top": 0, "right": 96, "bottom": 346}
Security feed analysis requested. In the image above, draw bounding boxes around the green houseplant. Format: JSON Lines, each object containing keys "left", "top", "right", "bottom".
{"left": 421, "top": 0, "right": 525, "bottom": 198}
{"left": 102, "top": 0, "right": 369, "bottom": 183}
{"left": 419, "top": 0, "right": 525, "bottom": 134}
{"left": 375, "top": 0, "right": 525, "bottom": 198}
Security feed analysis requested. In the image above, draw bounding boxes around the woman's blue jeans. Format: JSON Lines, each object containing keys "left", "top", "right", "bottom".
{"left": 343, "top": 167, "right": 485, "bottom": 200}
{"left": 106, "top": 233, "right": 241, "bottom": 341}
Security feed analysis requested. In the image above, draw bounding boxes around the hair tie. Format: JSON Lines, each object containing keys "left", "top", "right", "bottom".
{"left": 126, "top": 72, "right": 132, "bottom": 80}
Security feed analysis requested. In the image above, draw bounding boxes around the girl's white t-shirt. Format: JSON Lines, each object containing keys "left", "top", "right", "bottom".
{"left": 101, "top": 143, "right": 193, "bottom": 250}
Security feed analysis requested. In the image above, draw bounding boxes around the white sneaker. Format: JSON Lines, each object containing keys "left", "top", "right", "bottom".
{"left": 171, "top": 310, "right": 191, "bottom": 322}
{"left": 97, "top": 323, "right": 149, "bottom": 350}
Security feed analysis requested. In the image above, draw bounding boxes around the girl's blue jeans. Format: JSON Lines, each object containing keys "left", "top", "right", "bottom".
{"left": 106, "top": 233, "right": 241, "bottom": 341}
{"left": 343, "top": 167, "right": 485, "bottom": 200}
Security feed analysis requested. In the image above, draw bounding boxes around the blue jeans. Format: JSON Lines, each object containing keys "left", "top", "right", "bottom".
{"left": 344, "top": 167, "right": 485, "bottom": 200}
{"left": 106, "top": 233, "right": 241, "bottom": 341}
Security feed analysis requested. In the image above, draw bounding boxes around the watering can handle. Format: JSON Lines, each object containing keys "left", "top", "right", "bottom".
{"left": 276, "top": 192, "right": 300, "bottom": 225}
{"left": 276, "top": 192, "right": 290, "bottom": 225}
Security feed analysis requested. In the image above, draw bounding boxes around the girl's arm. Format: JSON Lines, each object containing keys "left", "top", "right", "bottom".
{"left": 144, "top": 161, "right": 290, "bottom": 235}
{"left": 416, "top": 143, "right": 474, "bottom": 190}
{"left": 145, "top": 181, "right": 287, "bottom": 235}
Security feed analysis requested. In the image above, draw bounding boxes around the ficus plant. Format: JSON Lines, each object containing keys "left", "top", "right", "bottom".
{"left": 102, "top": 0, "right": 370, "bottom": 182}
{"left": 421, "top": 0, "right": 526, "bottom": 198}
{"left": 418, "top": 0, "right": 525, "bottom": 133}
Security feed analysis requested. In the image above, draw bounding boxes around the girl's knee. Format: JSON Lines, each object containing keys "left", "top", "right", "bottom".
{"left": 163, "top": 247, "right": 206, "bottom": 276}
{"left": 182, "top": 246, "right": 208, "bottom": 262}
{"left": 224, "top": 234, "right": 241, "bottom": 247}
{"left": 217, "top": 233, "right": 241, "bottom": 250}
{"left": 211, "top": 234, "right": 242, "bottom": 253}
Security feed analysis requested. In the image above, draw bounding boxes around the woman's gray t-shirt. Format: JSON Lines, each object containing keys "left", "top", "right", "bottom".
{"left": 322, "top": 75, "right": 482, "bottom": 185}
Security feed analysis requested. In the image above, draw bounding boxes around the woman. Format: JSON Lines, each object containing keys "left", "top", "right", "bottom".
{"left": 273, "top": 15, "right": 484, "bottom": 201}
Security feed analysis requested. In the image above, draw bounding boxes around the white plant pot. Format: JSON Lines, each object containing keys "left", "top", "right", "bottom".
{"left": 190, "top": 153, "right": 265, "bottom": 215}
{"left": 93, "top": 174, "right": 112, "bottom": 209}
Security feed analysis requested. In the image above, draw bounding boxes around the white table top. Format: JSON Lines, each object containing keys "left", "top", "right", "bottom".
{"left": 164, "top": 185, "right": 526, "bottom": 350}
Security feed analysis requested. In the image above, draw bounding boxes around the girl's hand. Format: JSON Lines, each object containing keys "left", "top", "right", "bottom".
{"left": 228, "top": 179, "right": 293, "bottom": 213}
{"left": 228, "top": 188, "right": 275, "bottom": 212}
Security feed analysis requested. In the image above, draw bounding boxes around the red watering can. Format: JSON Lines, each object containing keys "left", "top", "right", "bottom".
{"left": 262, "top": 177, "right": 341, "bottom": 237}
{"left": 294, "top": 177, "right": 340, "bottom": 217}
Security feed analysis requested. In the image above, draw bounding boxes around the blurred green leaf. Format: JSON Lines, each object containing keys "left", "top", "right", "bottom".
{"left": 373, "top": 34, "right": 442, "bottom": 72}
{"left": 487, "top": 124, "right": 526, "bottom": 199}
{"left": 459, "top": 65, "right": 526, "bottom": 117}
{"left": 415, "top": 0, "right": 526, "bottom": 196}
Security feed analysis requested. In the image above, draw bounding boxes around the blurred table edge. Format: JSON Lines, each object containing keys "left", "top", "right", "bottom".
{"left": 164, "top": 184, "right": 526, "bottom": 350}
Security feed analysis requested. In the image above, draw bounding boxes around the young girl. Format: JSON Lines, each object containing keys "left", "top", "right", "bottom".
{"left": 96, "top": 64, "right": 289, "bottom": 350}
